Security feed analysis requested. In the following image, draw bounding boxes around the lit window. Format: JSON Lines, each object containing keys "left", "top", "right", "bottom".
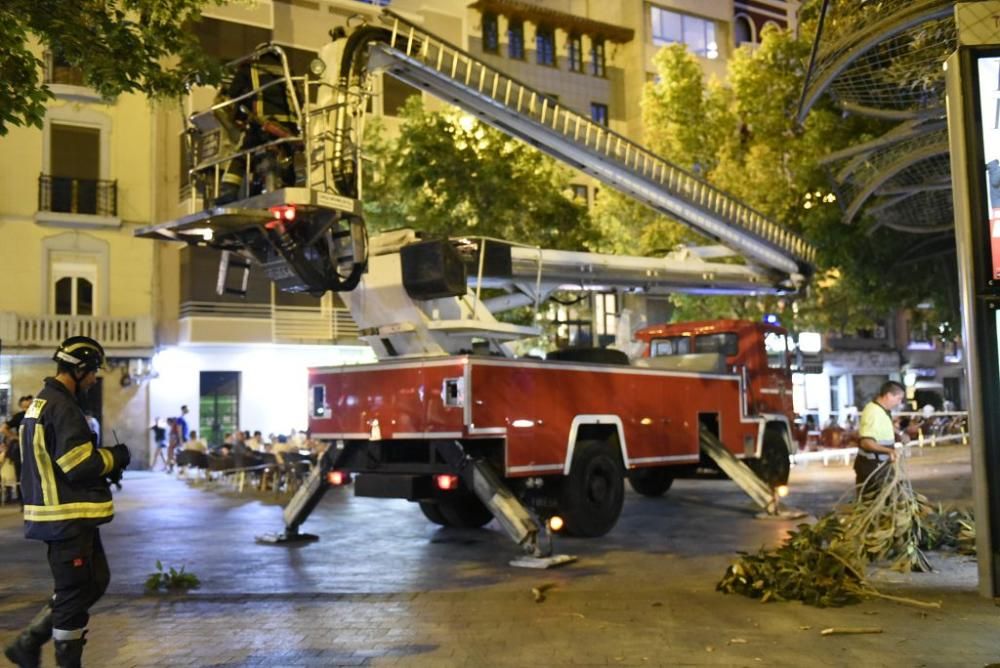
{"left": 568, "top": 34, "right": 583, "bottom": 73}
{"left": 590, "top": 38, "right": 606, "bottom": 77}
{"left": 508, "top": 20, "right": 525, "bottom": 60}
{"left": 536, "top": 25, "right": 555, "bottom": 66}
{"left": 482, "top": 12, "right": 499, "bottom": 53}
{"left": 590, "top": 102, "right": 608, "bottom": 127}
{"left": 650, "top": 6, "right": 718, "bottom": 59}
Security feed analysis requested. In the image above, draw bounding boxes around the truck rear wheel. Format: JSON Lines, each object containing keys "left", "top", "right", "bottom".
{"left": 418, "top": 501, "right": 448, "bottom": 526}
{"left": 749, "top": 424, "right": 791, "bottom": 488}
{"left": 438, "top": 494, "right": 494, "bottom": 528}
{"left": 559, "top": 440, "right": 625, "bottom": 537}
{"left": 628, "top": 467, "right": 674, "bottom": 497}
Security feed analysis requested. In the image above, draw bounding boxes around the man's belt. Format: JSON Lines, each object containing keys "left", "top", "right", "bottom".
{"left": 858, "top": 450, "right": 890, "bottom": 461}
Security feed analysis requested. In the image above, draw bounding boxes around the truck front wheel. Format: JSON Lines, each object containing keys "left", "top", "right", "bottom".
{"left": 628, "top": 467, "right": 674, "bottom": 497}
{"left": 559, "top": 440, "right": 625, "bottom": 537}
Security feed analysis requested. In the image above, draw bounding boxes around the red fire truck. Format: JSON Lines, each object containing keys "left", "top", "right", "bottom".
{"left": 306, "top": 316, "right": 795, "bottom": 540}
{"left": 138, "top": 11, "right": 814, "bottom": 564}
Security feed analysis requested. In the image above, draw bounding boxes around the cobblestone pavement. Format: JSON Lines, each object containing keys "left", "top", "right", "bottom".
{"left": 1, "top": 445, "right": 996, "bottom": 667}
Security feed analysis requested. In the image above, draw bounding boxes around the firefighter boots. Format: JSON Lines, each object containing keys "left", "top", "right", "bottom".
{"left": 53, "top": 632, "right": 86, "bottom": 668}
{"left": 3, "top": 604, "right": 53, "bottom": 668}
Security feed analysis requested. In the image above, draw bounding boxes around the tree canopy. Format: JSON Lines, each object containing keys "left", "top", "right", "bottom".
{"left": 0, "top": 0, "right": 223, "bottom": 136}
{"left": 627, "top": 26, "right": 957, "bottom": 333}
{"left": 362, "top": 95, "right": 598, "bottom": 251}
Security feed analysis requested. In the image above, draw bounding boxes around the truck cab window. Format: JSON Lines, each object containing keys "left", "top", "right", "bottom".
{"left": 651, "top": 336, "right": 690, "bottom": 356}
{"left": 764, "top": 332, "right": 789, "bottom": 370}
{"left": 694, "top": 332, "right": 738, "bottom": 356}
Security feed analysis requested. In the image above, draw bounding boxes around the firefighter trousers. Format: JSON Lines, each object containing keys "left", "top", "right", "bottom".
{"left": 46, "top": 528, "right": 110, "bottom": 632}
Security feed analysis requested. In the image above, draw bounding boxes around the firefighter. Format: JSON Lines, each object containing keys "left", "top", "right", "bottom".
{"left": 3, "top": 336, "right": 130, "bottom": 668}
{"left": 214, "top": 49, "right": 300, "bottom": 204}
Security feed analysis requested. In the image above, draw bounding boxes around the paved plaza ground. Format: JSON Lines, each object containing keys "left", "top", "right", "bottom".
{"left": 1, "top": 443, "right": 996, "bottom": 667}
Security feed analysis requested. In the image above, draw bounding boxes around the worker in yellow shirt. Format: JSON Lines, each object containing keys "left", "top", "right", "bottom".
{"left": 854, "top": 380, "right": 906, "bottom": 493}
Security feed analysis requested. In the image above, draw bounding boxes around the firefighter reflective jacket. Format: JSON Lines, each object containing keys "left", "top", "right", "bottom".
{"left": 19, "top": 378, "right": 120, "bottom": 541}
{"left": 226, "top": 54, "right": 296, "bottom": 126}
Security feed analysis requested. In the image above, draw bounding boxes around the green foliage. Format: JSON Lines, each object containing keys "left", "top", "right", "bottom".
{"left": 363, "top": 97, "right": 598, "bottom": 250}
{"left": 0, "top": 0, "right": 224, "bottom": 136}
{"left": 145, "top": 560, "right": 201, "bottom": 593}
{"left": 718, "top": 461, "right": 972, "bottom": 607}
{"left": 637, "top": 23, "right": 955, "bottom": 331}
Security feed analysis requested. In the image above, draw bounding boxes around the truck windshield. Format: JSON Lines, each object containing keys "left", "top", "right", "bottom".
{"left": 651, "top": 336, "right": 690, "bottom": 356}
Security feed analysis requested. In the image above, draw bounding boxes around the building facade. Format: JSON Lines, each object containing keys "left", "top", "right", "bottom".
{"left": 2, "top": 0, "right": 817, "bottom": 465}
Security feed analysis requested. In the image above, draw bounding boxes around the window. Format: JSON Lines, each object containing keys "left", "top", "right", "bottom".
{"left": 508, "top": 20, "right": 525, "bottom": 59}
{"left": 51, "top": 257, "right": 97, "bottom": 316}
{"left": 594, "top": 293, "right": 618, "bottom": 343}
{"left": 568, "top": 34, "right": 583, "bottom": 73}
{"left": 536, "top": 25, "right": 556, "bottom": 66}
{"left": 591, "top": 38, "right": 606, "bottom": 77}
{"left": 734, "top": 15, "right": 755, "bottom": 46}
{"left": 651, "top": 336, "right": 691, "bottom": 356}
{"left": 382, "top": 73, "right": 422, "bottom": 116}
{"left": 570, "top": 184, "right": 588, "bottom": 202}
{"left": 46, "top": 50, "right": 85, "bottom": 86}
{"left": 764, "top": 332, "right": 789, "bottom": 370}
{"left": 590, "top": 102, "right": 609, "bottom": 127}
{"left": 694, "top": 332, "right": 739, "bottom": 356}
{"left": 47, "top": 123, "right": 101, "bottom": 215}
{"left": 650, "top": 6, "right": 718, "bottom": 59}
{"left": 482, "top": 12, "right": 499, "bottom": 53}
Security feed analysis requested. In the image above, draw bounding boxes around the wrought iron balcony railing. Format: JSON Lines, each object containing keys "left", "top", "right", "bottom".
{"left": 38, "top": 174, "right": 117, "bottom": 217}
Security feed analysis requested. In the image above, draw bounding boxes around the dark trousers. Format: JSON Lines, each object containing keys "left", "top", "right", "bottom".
{"left": 46, "top": 528, "right": 110, "bottom": 631}
{"left": 853, "top": 455, "right": 891, "bottom": 497}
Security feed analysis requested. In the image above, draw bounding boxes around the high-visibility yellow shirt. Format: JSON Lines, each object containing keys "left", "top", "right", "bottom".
{"left": 859, "top": 401, "right": 894, "bottom": 446}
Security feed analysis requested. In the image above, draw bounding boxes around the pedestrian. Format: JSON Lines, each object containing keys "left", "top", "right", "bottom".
{"left": 0, "top": 395, "right": 33, "bottom": 504}
{"left": 3, "top": 336, "right": 130, "bottom": 668}
{"left": 853, "top": 380, "right": 906, "bottom": 496}
{"left": 176, "top": 405, "right": 190, "bottom": 443}
{"left": 150, "top": 417, "right": 168, "bottom": 471}
{"left": 166, "top": 417, "right": 179, "bottom": 473}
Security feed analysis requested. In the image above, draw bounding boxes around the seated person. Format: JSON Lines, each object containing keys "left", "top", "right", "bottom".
{"left": 182, "top": 431, "right": 209, "bottom": 454}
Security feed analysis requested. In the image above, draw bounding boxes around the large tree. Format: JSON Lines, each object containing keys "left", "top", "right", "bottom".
{"left": 620, "top": 25, "right": 957, "bottom": 333}
{"left": 362, "top": 96, "right": 597, "bottom": 251}
{"left": 0, "top": 0, "right": 223, "bottom": 136}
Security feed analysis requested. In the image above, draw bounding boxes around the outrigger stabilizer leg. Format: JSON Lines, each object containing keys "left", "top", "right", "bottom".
{"left": 434, "top": 441, "right": 576, "bottom": 569}
{"left": 255, "top": 446, "right": 341, "bottom": 544}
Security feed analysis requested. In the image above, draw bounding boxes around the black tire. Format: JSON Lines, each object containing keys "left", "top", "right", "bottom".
{"left": 750, "top": 424, "right": 791, "bottom": 487}
{"left": 628, "top": 466, "right": 674, "bottom": 497}
{"left": 437, "top": 494, "right": 494, "bottom": 528}
{"left": 418, "top": 501, "right": 448, "bottom": 526}
{"left": 559, "top": 440, "right": 625, "bottom": 537}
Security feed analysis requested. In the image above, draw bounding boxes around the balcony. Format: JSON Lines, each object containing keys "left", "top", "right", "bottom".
{"left": 36, "top": 174, "right": 121, "bottom": 228}
{"left": 0, "top": 313, "right": 154, "bottom": 355}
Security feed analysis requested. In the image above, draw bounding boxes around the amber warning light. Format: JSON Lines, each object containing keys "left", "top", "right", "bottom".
{"left": 327, "top": 470, "right": 349, "bottom": 486}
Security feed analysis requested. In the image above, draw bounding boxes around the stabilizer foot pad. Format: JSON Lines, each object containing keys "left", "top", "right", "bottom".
{"left": 509, "top": 554, "right": 577, "bottom": 569}
{"left": 754, "top": 508, "right": 808, "bottom": 521}
{"left": 255, "top": 532, "right": 320, "bottom": 544}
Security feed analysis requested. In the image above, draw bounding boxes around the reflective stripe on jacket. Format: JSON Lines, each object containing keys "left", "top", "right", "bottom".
{"left": 19, "top": 377, "right": 116, "bottom": 541}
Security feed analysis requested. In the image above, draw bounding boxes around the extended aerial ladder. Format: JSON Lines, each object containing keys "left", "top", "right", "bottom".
{"left": 137, "top": 10, "right": 813, "bottom": 564}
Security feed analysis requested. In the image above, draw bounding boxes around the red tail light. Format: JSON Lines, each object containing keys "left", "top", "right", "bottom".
{"left": 327, "top": 470, "right": 348, "bottom": 486}
{"left": 435, "top": 474, "right": 459, "bottom": 491}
